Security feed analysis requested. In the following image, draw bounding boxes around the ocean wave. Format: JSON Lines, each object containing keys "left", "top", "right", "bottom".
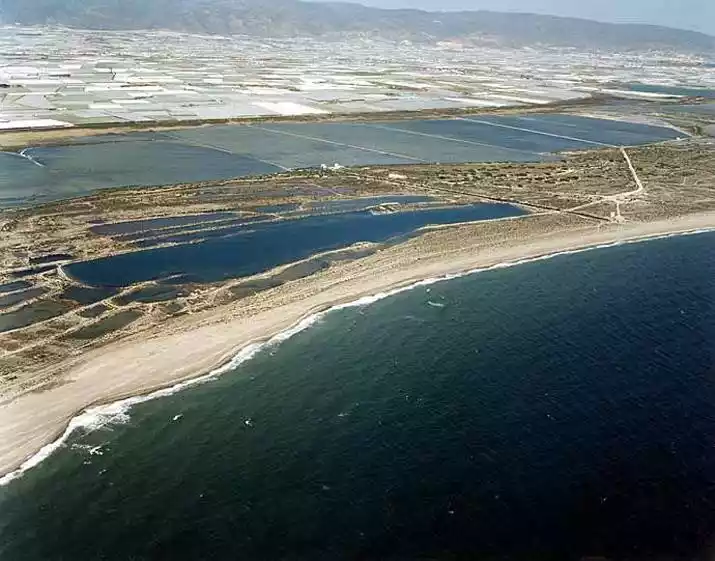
{"left": 0, "top": 316, "right": 326, "bottom": 487}
{"left": 1, "top": 225, "right": 713, "bottom": 487}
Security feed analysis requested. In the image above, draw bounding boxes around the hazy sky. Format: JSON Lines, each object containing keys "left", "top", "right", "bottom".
{"left": 313, "top": 0, "right": 715, "bottom": 35}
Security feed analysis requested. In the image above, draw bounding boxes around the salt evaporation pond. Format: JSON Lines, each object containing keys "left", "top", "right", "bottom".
{"left": 1, "top": 114, "right": 681, "bottom": 209}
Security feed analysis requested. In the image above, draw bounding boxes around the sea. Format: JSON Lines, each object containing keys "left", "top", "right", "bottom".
{"left": 0, "top": 231, "right": 713, "bottom": 561}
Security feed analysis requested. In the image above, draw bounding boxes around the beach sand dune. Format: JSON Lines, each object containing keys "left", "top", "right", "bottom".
{"left": 1, "top": 211, "right": 714, "bottom": 482}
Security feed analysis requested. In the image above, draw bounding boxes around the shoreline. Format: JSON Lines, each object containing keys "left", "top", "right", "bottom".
{"left": 1, "top": 212, "right": 714, "bottom": 485}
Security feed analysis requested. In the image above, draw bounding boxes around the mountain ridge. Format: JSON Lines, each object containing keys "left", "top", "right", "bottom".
{"left": 1, "top": 0, "right": 714, "bottom": 52}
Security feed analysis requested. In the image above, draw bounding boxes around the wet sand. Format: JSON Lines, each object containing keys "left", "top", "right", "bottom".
{"left": 1, "top": 211, "right": 714, "bottom": 481}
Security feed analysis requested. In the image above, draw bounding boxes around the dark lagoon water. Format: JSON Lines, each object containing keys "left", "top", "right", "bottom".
{"left": 0, "top": 288, "right": 47, "bottom": 310}
{"left": 120, "top": 215, "right": 272, "bottom": 246}
{"left": 256, "top": 203, "right": 303, "bottom": 214}
{"left": 0, "top": 231, "right": 713, "bottom": 561}
{"left": 90, "top": 212, "right": 239, "bottom": 237}
{"left": 67, "top": 203, "right": 525, "bottom": 287}
{"left": 304, "top": 195, "right": 434, "bottom": 214}
{"left": 0, "top": 281, "right": 31, "bottom": 295}
{"left": 0, "top": 299, "right": 74, "bottom": 334}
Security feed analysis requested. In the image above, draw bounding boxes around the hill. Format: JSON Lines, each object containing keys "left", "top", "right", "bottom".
{"left": 2, "top": 0, "right": 714, "bottom": 51}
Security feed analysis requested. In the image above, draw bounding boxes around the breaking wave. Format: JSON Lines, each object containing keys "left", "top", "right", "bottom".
{"left": 1, "top": 225, "right": 713, "bottom": 487}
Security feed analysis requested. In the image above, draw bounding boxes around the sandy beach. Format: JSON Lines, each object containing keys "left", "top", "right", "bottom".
{"left": 1, "top": 210, "right": 714, "bottom": 482}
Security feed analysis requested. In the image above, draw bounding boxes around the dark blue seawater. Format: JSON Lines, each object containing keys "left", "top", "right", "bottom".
{"left": 67, "top": 203, "right": 525, "bottom": 287}
{"left": 0, "top": 232, "right": 713, "bottom": 561}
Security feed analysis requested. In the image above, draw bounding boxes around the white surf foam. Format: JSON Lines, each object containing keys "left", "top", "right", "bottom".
{"left": 1, "top": 226, "right": 713, "bottom": 487}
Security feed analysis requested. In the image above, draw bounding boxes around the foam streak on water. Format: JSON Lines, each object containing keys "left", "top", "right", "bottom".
{"left": 1, "top": 226, "right": 713, "bottom": 487}
{"left": 17, "top": 149, "right": 46, "bottom": 168}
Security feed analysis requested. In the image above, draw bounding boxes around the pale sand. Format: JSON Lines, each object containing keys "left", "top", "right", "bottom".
{"left": 1, "top": 211, "right": 714, "bottom": 480}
